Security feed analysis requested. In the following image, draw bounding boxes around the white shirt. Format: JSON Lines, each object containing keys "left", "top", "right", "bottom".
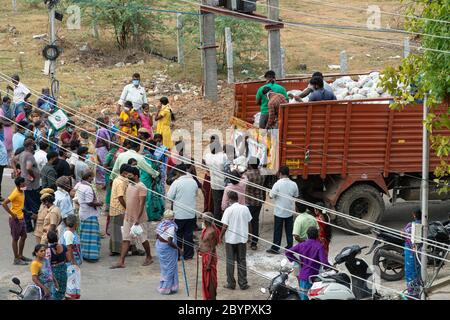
{"left": 68, "top": 153, "right": 79, "bottom": 166}
{"left": 75, "top": 182, "right": 99, "bottom": 220}
{"left": 167, "top": 174, "right": 198, "bottom": 220}
{"left": 204, "top": 152, "right": 227, "bottom": 190}
{"left": 269, "top": 177, "right": 299, "bottom": 218}
{"left": 34, "top": 149, "right": 48, "bottom": 171}
{"left": 13, "top": 82, "right": 31, "bottom": 104}
{"left": 159, "top": 225, "right": 175, "bottom": 241}
{"left": 63, "top": 230, "right": 75, "bottom": 245}
{"left": 118, "top": 83, "right": 148, "bottom": 110}
{"left": 221, "top": 202, "right": 252, "bottom": 244}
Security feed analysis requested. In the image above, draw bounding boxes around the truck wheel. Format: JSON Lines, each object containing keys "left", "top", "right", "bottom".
{"left": 336, "top": 184, "right": 385, "bottom": 234}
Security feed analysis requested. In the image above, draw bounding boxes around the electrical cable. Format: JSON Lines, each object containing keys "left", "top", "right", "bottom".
{"left": 2, "top": 116, "right": 420, "bottom": 300}
{"left": 177, "top": 0, "right": 450, "bottom": 55}
{"left": 0, "top": 74, "right": 448, "bottom": 250}
{"left": 240, "top": 0, "right": 450, "bottom": 40}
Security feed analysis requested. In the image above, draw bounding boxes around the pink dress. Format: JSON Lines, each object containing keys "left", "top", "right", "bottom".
{"left": 139, "top": 112, "right": 153, "bottom": 138}
{"left": 0, "top": 109, "right": 13, "bottom": 152}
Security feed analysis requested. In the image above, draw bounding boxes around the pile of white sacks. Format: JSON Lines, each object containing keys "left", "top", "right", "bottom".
{"left": 288, "top": 72, "right": 391, "bottom": 103}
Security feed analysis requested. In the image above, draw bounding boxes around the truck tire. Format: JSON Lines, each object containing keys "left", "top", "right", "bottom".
{"left": 336, "top": 184, "right": 385, "bottom": 234}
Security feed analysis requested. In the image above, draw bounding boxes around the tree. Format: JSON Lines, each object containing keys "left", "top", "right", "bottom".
{"left": 72, "top": 0, "right": 166, "bottom": 49}
{"left": 380, "top": 0, "right": 450, "bottom": 193}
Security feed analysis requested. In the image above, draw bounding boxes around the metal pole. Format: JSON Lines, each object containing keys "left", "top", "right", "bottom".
{"left": 49, "top": 4, "right": 57, "bottom": 93}
{"left": 225, "top": 27, "right": 234, "bottom": 84}
{"left": 267, "top": 0, "right": 282, "bottom": 77}
{"left": 176, "top": 13, "right": 185, "bottom": 65}
{"left": 420, "top": 93, "right": 429, "bottom": 300}
{"left": 201, "top": 0, "right": 218, "bottom": 101}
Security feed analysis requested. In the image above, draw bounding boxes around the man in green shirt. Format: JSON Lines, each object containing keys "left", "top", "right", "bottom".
{"left": 255, "top": 70, "right": 288, "bottom": 129}
{"left": 293, "top": 206, "right": 319, "bottom": 243}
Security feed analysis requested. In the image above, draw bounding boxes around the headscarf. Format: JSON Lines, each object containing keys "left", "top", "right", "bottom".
{"left": 156, "top": 210, "right": 178, "bottom": 238}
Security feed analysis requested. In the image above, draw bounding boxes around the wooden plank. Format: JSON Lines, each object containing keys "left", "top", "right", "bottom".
{"left": 302, "top": 105, "right": 313, "bottom": 179}
{"left": 321, "top": 104, "right": 331, "bottom": 179}
{"left": 341, "top": 102, "right": 352, "bottom": 177}
{"left": 383, "top": 108, "right": 395, "bottom": 177}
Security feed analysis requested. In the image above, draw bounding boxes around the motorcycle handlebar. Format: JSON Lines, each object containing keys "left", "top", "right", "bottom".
{"left": 9, "top": 289, "right": 20, "bottom": 295}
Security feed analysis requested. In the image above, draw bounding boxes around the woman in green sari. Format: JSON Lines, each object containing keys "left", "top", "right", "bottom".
{"left": 142, "top": 140, "right": 165, "bottom": 221}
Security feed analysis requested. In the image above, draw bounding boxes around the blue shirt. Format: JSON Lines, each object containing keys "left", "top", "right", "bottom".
{"left": 0, "top": 140, "right": 8, "bottom": 166}
{"left": 55, "top": 188, "right": 74, "bottom": 219}
{"left": 309, "top": 88, "right": 337, "bottom": 102}
{"left": 12, "top": 132, "right": 25, "bottom": 153}
{"left": 286, "top": 239, "right": 330, "bottom": 281}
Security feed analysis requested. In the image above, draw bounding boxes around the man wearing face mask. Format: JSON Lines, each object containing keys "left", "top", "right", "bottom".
{"left": 117, "top": 73, "right": 148, "bottom": 113}
{"left": 60, "top": 120, "right": 80, "bottom": 149}
{"left": 12, "top": 138, "right": 41, "bottom": 233}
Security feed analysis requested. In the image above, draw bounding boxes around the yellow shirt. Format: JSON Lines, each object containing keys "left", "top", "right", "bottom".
{"left": 120, "top": 111, "right": 138, "bottom": 137}
{"left": 30, "top": 260, "right": 42, "bottom": 276}
{"left": 110, "top": 176, "right": 128, "bottom": 217}
{"left": 8, "top": 188, "right": 25, "bottom": 220}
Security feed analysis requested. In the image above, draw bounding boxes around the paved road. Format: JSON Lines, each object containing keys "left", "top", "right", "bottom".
{"left": 1, "top": 169, "right": 449, "bottom": 300}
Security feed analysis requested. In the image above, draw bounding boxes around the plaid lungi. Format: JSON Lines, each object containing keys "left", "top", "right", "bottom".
{"left": 80, "top": 216, "right": 101, "bottom": 261}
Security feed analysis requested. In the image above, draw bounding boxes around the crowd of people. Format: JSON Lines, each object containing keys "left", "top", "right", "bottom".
{"left": 0, "top": 71, "right": 425, "bottom": 301}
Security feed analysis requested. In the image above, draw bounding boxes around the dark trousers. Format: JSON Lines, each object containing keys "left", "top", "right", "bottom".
{"left": 271, "top": 216, "right": 294, "bottom": 252}
{"left": 24, "top": 189, "right": 41, "bottom": 233}
{"left": 175, "top": 218, "right": 196, "bottom": 260}
{"left": 211, "top": 189, "right": 224, "bottom": 222}
{"left": 248, "top": 205, "right": 262, "bottom": 246}
{"left": 225, "top": 243, "right": 248, "bottom": 288}
{"left": 259, "top": 114, "right": 269, "bottom": 129}
{"left": 0, "top": 165, "right": 5, "bottom": 197}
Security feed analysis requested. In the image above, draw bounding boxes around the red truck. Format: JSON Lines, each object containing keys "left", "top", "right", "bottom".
{"left": 232, "top": 73, "right": 450, "bottom": 233}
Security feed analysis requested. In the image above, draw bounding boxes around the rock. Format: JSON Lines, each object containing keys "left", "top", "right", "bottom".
{"left": 115, "top": 62, "right": 125, "bottom": 68}
{"left": 126, "top": 63, "right": 132, "bottom": 66}
{"left": 136, "top": 60, "right": 144, "bottom": 65}
{"left": 352, "top": 94, "right": 365, "bottom": 100}
{"left": 174, "top": 95, "right": 179, "bottom": 101}
{"left": 79, "top": 44, "right": 89, "bottom": 52}
{"left": 328, "top": 64, "right": 341, "bottom": 70}
{"left": 376, "top": 87, "right": 384, "bottom": 94}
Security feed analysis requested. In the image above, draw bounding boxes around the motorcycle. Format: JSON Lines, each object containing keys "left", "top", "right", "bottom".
{"left": 308, "top": 245, "right": 383, "bottom": 300}
{"left": 9, "top": 277, "right": 43, "bottom": 300}
{"left": 260, "top": 259, "right": 300, "bottom": 300}
{"left": 369, "top": 221, "right": 450, "bottom": 282}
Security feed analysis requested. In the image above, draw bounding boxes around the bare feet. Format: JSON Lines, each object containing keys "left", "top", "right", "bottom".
{"left": 142, "top": 258, "right": 154, "bottom": 266}
{"left": 110, "top": 263, "right": 125, "bottom": 269}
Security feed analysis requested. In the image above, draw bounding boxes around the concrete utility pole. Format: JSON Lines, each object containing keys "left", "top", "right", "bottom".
{"left": 280, "top": 47, "right": 286, "bottom": 78}
{"left": 49, "top": 3, "right": 57, "bottom": 95}
{"left": 225, "top": 27, "right": 234, "bottom": 84}
{"left": 420, "top": 93, "right": 429, "bottom": 300}
{"left": 12, "top": 0, "right": 16, "bottom": 12}
{"left": 267, "top": 0, "right": 282, "bottom": 77}
{"left": 201, "top": 0, "right": 218, "bottom": 101}
{"left": 340, "top": 50, "right": 348, "bottom": 74}
{"left": 176, "top": 13, "right": 185, "bottom": 65}
{"left": 404, "top": 37, "right": 411, "bottom": 58}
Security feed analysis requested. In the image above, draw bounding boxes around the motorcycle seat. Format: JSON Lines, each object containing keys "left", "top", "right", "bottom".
{"left": 318, "top": 272, "right": 351, "bottom": 289}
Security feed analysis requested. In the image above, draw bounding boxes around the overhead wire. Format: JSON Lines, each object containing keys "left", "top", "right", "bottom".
{"left": 240, "top": 0, "right": 450, "bottom": 40}
{"left": 177, "top": 0, "right": 450, "bottom": 55}
{"left": 2, "top": 115, "right": 419, "bottom": 300}
{"left": 0, "top": 76, "right": 448, "bottom": 251}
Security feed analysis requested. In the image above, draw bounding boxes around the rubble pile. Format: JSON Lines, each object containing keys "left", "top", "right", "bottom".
{"left": 331, "top": 72, "right": 390, "bottom": 100}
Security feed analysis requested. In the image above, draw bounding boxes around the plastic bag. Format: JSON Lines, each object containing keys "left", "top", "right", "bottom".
{"left": 130, "top": 224, "right": 144, "bottom": 237}
{"left": 66, "top": 265, "right": 81, "bottom": 299}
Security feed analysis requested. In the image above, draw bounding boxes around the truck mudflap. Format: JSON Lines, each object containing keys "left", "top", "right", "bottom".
{"left": 230, "top": 116, "right": 279, "bottom": 175}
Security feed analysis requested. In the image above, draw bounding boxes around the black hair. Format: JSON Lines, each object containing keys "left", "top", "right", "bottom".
{"left": 80, "top": 131, "right": 89, "bottom": 139}
{"left": 248, "top": 156, "right": 260, "bottom": 169}
{"left": 310, "top": 76, "right": 324, "bottom": 88}
{"left": 264, "top": 70, "right": 276, "bottom": 80}
{"left": 129, "top": 166, "right": 140, "bottom": 178}
{"left": 32, "top": 244, "right": 46, "bottom": 257}
{"left": 412, "top": 208, "right": 422, "bottom": 221}
{"left": 46, "top": 151, "right": 58, "bottom": 161}
{"left": 228, "top": 191, "right": 238, "bottom": 202}
{"left": 47, "top": 230, "right": 58, "bottom": 244}
{"left": 160, "top": 97, "right": 169, "bottom": 105}
{"left": 39, "top": 141, "right": 49, "bottom": 151}
{"left": 132, "top": 73, "right": 140, "bottom": 79}
{"left": 127, "top": 158, "right": 137, "bottom": 165}
{"left": 312, "top": 71, "right": 324, "bottom": 79}
{"left": 153, "top": 134, "right": 162, "bottom": 141}
{"left": 209, "top": 141, "right": 222, "bottom": 155}
{"left": 229, "top": 171, "right": 241, "bottom": 185}
{"left": 59, "top": 149, "right": 67, "bottom": 157}
{"left": 307, "top": 226, "right": 319, "bottom": 240}
{"left": 262, "top": 86, "right": 273, "bottom": 95}
{"left": 42, "top": 194, "right": 55, "bottom": 204}
{"left": 23, "top": 138, "right": 34, "bottom": 149}
{"left": 2, "top": 96, "right": 11, "bottom": 103}
{"left": 70, "top": 140, "right": 80, "bottom": 151}
{"left": 14, "top": 176, "right": 25, "bottom": 187}
{"left": 120, "top": 163, "right": 132, "bottom": 174}
{"left": 129, "top": 139, "right": 140, "bottom": 151}
{"left": 279, "top": 166, "right": 289, "bottom": 176}
{"left": 124, "top": 101, "right": 133, "bottom": 108}
{"left": 77, "top": 146, "right": 88, "bottom": 156}
{"left": 65, "top": 214, "right": 77, "bottom": 228}
{"left": 175, "top": 163, "right": 187, "bottom": 175}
